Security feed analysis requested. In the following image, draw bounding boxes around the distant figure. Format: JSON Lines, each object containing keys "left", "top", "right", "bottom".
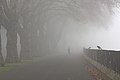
{"left": 97, "top": 46, "right": 102, "bottom": 50}
{"left": 68, "top": 48, "right": 71, "bottom": 55}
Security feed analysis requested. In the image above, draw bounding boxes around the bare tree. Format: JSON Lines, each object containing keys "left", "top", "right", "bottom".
{"left": 35, "top": 0, "right": 120, "bottom": 55}
{"left": 0, "top": 0, "right": 119, "bottom": 63}
{"left": 0, "top": 25, "right": 5, "bottom": 67}
{"left": 0, "top": 0, "right": 20, "bottom": 63}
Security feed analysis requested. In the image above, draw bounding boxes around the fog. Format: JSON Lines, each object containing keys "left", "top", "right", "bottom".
{"left": 1, "top": 6, "right": 120, "bottom": 57}
{"left": 81, "top": 9, "right": 120, "bottom": 50}
{"left": 1, "top": 0, "right": 120, "bottom": 80}
{"left": 56, "top": 10, "right": 120, "bottom": 54}
{"left": 0, "top": 0, "right": 120, "bottom": 60}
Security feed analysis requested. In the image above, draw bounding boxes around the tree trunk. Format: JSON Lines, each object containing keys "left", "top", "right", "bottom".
{"left": 20, "top": 36, "right": 32, "bottom": 60}
{"left": 0, "top": 25, "right": 5, "bottom": 67}
{"left": 6, "top": 29, "right": 19, "bottom": 63}
{"left": 30, "top": 28, "right": 40, "bottom": 57}
{"left": 20, "top": 28, "right": 32, "bottom": 60}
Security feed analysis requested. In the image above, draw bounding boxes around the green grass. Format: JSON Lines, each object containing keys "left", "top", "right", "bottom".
{"left": 0, "top": 62, "right": 23, "bottom": 72}
{"left": 0, "top": 61, "right": 31, "bottom": 73}
{"left": 0, "top": 57, "right": 42, "bottom": 73}
{"left": 0, "top": 66, "right": 15, "bottom": 72}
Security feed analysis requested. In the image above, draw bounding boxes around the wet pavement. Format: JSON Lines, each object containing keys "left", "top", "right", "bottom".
{"left": 0, "top": 54, "right": 93, "bottom": 80}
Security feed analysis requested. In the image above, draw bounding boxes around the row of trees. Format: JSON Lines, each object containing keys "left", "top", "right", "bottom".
{"left": 0, "top": 0, "right": 41, "bottom": 66}
{"left": 0, "top": 0, "right": 119, "bottom": 66}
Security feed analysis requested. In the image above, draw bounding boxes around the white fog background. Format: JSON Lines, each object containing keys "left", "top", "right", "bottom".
{"left": 1, "top": 8, "right": 120, "bottom": 57}
{"left": 57, "top": 8, "right": 120, "bottom": 53}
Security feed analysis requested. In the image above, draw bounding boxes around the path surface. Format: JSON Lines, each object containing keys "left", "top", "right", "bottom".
{"left": 0, "top": 54, "right": 93, "bottom": 80}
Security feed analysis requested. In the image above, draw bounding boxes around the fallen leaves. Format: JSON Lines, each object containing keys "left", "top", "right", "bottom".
{"left": 86, "top": 65, "right": 103, "bottom": 80}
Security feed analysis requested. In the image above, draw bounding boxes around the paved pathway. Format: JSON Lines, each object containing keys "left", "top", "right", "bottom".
{"left": 0, "top": 54, "right": 93, "bottom": 80}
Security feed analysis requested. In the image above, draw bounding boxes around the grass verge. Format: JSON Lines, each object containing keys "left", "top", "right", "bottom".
{"left": 0, "top": 59, "right": 36, "bottom": 73}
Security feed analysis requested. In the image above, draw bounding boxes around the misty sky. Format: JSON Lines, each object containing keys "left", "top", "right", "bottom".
{"left": 57, "top": 8, "right": 120, "bottom": 52}
{"left": 1, "top": 10, "right": 120, "bottom": 55}
{"left": 1, "top": 0, "right": 120, "bottom": 56}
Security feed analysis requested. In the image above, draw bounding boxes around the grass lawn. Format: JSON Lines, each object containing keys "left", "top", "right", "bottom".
{"left": 0, "top": 59, "right": 34, "bottom": 73}
{"left": 0, "top": 57, "right": 47, "bottom": 73}
{"left": 0, "top": 63, "right": 20, "bottom": 72}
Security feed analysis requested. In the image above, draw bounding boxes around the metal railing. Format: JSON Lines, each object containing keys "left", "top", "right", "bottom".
{"left": 84, "top": 48, "right": 120, "bottom": 74}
